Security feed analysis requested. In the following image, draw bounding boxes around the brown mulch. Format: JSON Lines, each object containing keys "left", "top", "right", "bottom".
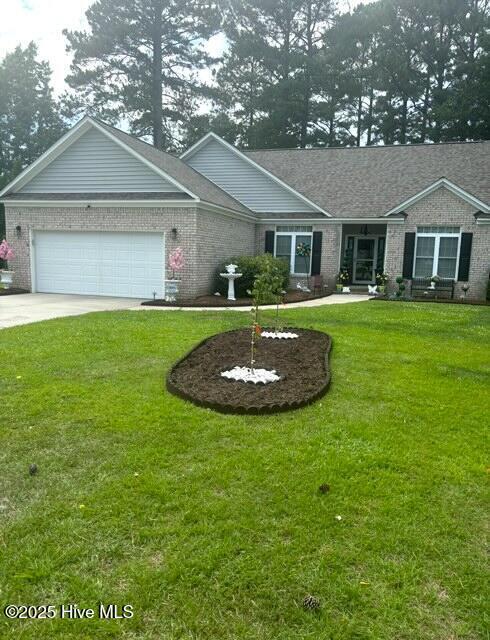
{"left": 143, "top": 290, "right": 331, "bottom": 307}
{"left": 166, "top": 328, "right": 332, "bottom": 414}
{"left": 0, "top": 287, "right": 29, "bottom": 296}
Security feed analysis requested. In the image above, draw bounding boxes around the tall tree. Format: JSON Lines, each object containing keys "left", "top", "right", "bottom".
{"left": 0, "top": 43, "right": 66, "bottom": 190}
{"left": 295, "top": 0, "right": 336, "bottom": 147}
{"left": 324, "top": 3, "right": 383, "bottom": 146}
{"left": 64, "top": 0, "right": 220, "bottom": 149}
{"left": 217, "top": 0, "right": 335, "bottom": 148}
{"left": 439, "top": 0, "right": 490, "bottom": 140}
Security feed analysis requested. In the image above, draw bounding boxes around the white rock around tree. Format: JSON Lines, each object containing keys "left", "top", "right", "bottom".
{"left": 221, "top": 366, "right": 280, "bottom": 384}
{"left": 261, "top": 331, "right": 299, "bottom": 339}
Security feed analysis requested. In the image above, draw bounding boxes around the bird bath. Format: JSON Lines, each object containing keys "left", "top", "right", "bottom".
{"left": 220, "top": 264, "right": 242, "bottom": 301}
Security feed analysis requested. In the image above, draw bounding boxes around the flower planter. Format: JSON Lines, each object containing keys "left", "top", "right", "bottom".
{"left": 165, "top": 279, "right": 180, "bottom": 302}
{"left": 0, "top": 270, "right": 14, "bottom": 289}
{"left": 378, "top": 285, "right": 386, "bottom": 294}
{"left": 336, "top": 284, "right": 343, "bottom": 292}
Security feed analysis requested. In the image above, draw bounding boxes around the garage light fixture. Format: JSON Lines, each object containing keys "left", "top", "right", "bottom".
{"left": 171, "top": 227, "right": 178, "bottom": 239}
{"left": 15, "top": 224, "right": 22, "bottom": 238}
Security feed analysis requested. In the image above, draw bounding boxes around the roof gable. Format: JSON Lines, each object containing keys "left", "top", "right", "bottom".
{"left": 385, "top": 178, "right": 490, "bottom": 216}
{"left": 17, "top": 126, "right": 181, "bottom": 194}
{"left": 181, "top": 133, "right": 328, "bottom": 216}
{"left": 0, "top": 118, "right": 253, "bottom": 217}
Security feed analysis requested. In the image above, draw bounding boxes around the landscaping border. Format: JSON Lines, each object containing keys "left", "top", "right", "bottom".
{"left": 0, "top": 288, "right": 29, "bottom": 296}
{"left": 144, "top": 292, "right": 331, "bottom": 308}
{"left": 166, "top": 328, "right": 332, "bottom": 415}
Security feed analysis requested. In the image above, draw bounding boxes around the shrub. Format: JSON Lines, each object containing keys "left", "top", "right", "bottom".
{"left": 214, "top": 254, "right": 289, "bottom": 299}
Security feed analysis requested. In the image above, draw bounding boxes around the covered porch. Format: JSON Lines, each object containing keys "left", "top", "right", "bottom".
{"left": 340, "top": 223, "right": 388, "bottom": 286}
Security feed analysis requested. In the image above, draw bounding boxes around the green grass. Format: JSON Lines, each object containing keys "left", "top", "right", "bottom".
{"left": 0, "top": 302, "right": 488, "bottom": 639}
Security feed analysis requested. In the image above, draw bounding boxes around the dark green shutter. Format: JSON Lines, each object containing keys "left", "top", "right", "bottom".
{"left": 311, "top": 231, "right": 322, "bottom": 275}
{"left": 402, "top": 232, "right": 416, "bottom": 279}
{"left": 457, "top": 233, "right": 472, "bottom": 281}
{"left": 376, "top": 237, "right": 386, "bottom": 274}
{"left": 265, "top": 230, "right": 275, "bottom": 254}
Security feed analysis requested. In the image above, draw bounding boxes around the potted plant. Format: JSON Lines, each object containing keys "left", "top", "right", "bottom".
{"left": 395, "top": 275, "right": 406, "bottom": 299}
{"left": 165, "top": 247, "right": 184, "bottom": 302}
{"left": 0, "top": 239, "right": 15, "bottom": 289}
{"left": 336, "top": 270, "right": 348, "bottom": 292}
{"left": 376, "top": 272, "right": 388, "bottom": 294}
{"left": 430, "top": 274, "right": 440, "bottom": 290}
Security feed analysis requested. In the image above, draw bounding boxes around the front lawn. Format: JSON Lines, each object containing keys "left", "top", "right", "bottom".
{"left": 0, "top": 302, "right": 488, "bottom": 639}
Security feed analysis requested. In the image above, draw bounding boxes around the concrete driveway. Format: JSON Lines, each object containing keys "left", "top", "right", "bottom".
{"left": 0, "top": 293, "right": 141, "bottom": 329}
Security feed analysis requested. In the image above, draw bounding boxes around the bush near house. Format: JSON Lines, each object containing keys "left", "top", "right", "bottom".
{"left": 214, "top": 254, "right": 289, "bottom": 299}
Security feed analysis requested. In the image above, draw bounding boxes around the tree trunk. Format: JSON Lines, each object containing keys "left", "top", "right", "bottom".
{"left": 366, "top": 83, "right": 374, "bottom": 145}
{"left": 356, "top": 50, "right": 366, "bottom": 146}
{"left": 152, "top": 0, "right": 164, "bottom": 149}
{"left": 356, "top": 90, "right": 363, "bottom": 146}
{"left": 420, "top": 72, "right": 430, "bottom": 143}
{"left": 400, "top": 95, "right": 408, "bottom": 144}
{"left": 300, "top": 0, "right": 313, "bottom": 148}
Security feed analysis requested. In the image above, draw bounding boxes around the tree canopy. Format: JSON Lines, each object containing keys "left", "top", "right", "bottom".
{"left": 0, "top": 0, "right": 489, "bottom": 187}
{"left": 64, "top": 0, "right": 220, "bottom": 150}
{"left": 0, "top": 43, "right": 66, "bottom": 190}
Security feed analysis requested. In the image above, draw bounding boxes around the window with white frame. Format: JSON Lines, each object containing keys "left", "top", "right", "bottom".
{"left": 275, "top": 226, "right": 313, "bottom": 275}
{"left": 414, "top": 226, "right": 461, "bottom": 279}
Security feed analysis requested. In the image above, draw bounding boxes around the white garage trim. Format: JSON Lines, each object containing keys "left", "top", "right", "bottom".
{"left": 32, "top": 230, "right": 165, "bottom": 299}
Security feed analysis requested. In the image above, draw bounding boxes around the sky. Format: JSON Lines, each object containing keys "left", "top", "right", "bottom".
{"left": 0, "top": 0, "right": 363, "bottom": 97}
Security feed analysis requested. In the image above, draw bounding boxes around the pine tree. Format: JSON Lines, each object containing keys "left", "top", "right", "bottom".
{"left": 64, "top": 0, "right": 220, "bottom": 149}
{"left": 0, "top": 43, "right": 66, "bottom": 190}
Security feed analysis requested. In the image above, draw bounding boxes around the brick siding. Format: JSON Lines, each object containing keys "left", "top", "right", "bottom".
{"left": 384, "top": 187, "right": 489, "bottom": 300}
{"left": 5, "top": 205, "right": 201, "bottom": 298}
{"left": 5, "top": 186, "right": 489, "bottom": 301}
{"left": 255, "top": 222, "right": 342, "bottom": 292}
{"left": 196, "top": 210, "right": 255, "bottom": 294}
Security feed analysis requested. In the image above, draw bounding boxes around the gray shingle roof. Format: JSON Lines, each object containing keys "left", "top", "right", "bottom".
{"left": 97, "top": 121, "right": 253, "bottom": 216}
{"left": 244, "top": 141, "right": 490, "bottom": 218}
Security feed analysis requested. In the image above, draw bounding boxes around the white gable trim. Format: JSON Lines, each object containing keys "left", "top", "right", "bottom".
{"left": 181, "top": 132, "right": 331, "bottom": 217}
{"left": 0, "top": 117, "right": 90, "bottom": 197}
{"left": 384, "top": 178, "right": 490, "bottom": 216}
{"left": 0, "top": 117, "right": 197, "bottom": 200}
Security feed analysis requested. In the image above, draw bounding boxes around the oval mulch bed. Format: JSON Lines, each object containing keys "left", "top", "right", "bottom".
{"left": 166, "top": 328, "right": 332, "bottom": 414}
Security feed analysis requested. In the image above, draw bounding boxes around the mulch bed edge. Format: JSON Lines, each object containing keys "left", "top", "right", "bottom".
{"left": 0, "top": 288, "right": 29, "bottom": 296}
{"left": 143, "top": 292, "right": 332, "bottom": 307}
{"left": 165, "top": 328, "right": 332, "bottom": 415}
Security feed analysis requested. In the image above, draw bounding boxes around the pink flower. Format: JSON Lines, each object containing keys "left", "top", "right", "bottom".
{"left": 0, "top": 239, "right": 15, "bottom": 262}
{"left": 168, "top": 247, "right": 184, "bottom": 275}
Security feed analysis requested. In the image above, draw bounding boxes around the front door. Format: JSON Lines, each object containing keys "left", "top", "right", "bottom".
{"left": 353, "top": 237, "right": 377, "bottom": 284}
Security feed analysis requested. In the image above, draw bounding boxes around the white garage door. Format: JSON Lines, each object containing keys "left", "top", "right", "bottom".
{"left": 34, "top": 231, "right": 165, "bottom": 299}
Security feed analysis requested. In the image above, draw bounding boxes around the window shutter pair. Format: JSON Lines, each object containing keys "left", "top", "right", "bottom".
{"left": 402, "top": 232, "right": 473, "bottom": 281}
{"left": 264, "top": 230, "right": 322, "bottom": 275}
